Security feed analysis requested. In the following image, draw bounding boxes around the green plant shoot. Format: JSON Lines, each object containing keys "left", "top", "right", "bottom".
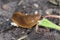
{"left": 38, "top": 18, "right": 60, "bottom": 30}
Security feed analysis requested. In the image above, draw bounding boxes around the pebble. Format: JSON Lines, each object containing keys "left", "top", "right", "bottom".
{"left": 45, "top": 9, "right": 53, "bottom": 15}
{"left": 33, "top": 3, "right": 39, "bottom": 8}
{"left": 34, "top": 11, "right": 38, "bottom": 15}
{"left": 6, "top": 19, "right": 9, "bottom": 21}
{"left": 2, "top": 4, "right": 10, "bottom": 10}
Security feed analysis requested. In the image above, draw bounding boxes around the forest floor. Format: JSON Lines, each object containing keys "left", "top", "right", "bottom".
{"left": 0, "top": 0, "right": 60, "bottom": 40}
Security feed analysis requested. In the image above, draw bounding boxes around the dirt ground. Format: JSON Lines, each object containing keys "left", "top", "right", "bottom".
{"left": 0, "top": 0, "right": 60, "bottom": 40}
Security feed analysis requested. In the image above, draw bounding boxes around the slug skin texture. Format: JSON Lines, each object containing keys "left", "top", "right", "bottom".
{"left": 12, "top": 12, "right": 40, "bottom": 28}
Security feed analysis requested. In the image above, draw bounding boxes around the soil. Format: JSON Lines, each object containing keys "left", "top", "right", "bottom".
{"left": 0, "top": 0, "right": 60, "bottom": 40}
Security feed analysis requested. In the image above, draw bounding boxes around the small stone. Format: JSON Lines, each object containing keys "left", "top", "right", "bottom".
{"left": 6, "top": 19, "right": 9, "bottom": 21}
{"left": 23, "top": 5, "right": 26, "bottom": 8}
{"left": 2, "top": 4, "right": 10, "bottom": 10}
{"left": 22, "top": 31, "right": 25, "bottom": 34}
{"left": 34, "top": 11, "right": 38, "bottom": 15}
{"left": 45, "top": 9, "right": 53, "bottom": 15}
{"left": 33, "top": 3, "right": 39, "bottom": 8}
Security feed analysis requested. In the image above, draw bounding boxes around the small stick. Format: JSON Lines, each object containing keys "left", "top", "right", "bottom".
{"left": 17, "top": 35, "right": 28, "bottom": 40}
{"left": 35, "top": 22, "right": 39, "bottom": 32}
{"left": 18, "top": 0, "right": 23, "bottom": 6}
{"left": 43, "top": 15, "right": 60, "bottom": 19}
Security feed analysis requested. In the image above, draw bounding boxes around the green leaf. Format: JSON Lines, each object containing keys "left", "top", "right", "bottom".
{"left": 38, "top": 18, "right": 60, "bottom": 30}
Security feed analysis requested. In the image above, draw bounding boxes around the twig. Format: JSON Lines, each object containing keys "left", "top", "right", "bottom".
{"left": 43, "top": 15, "right": 60, "bottom": 19}
{"left": 18, "top": 0, "right": 23, "bottom": 6}
{"left": 35, "top": 23, "right": 39, "bottom": 32}
{"left": 17, "top": 35, "right": 28, "bottom": 40}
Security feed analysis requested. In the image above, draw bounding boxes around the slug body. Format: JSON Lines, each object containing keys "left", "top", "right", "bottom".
{"left": 12, "top": 12, "right": 40, "bottom": 28}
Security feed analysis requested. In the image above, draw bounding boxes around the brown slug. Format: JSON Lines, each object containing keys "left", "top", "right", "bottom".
{"left": 12, "top": 12, "right": 40, "bottom": 28}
